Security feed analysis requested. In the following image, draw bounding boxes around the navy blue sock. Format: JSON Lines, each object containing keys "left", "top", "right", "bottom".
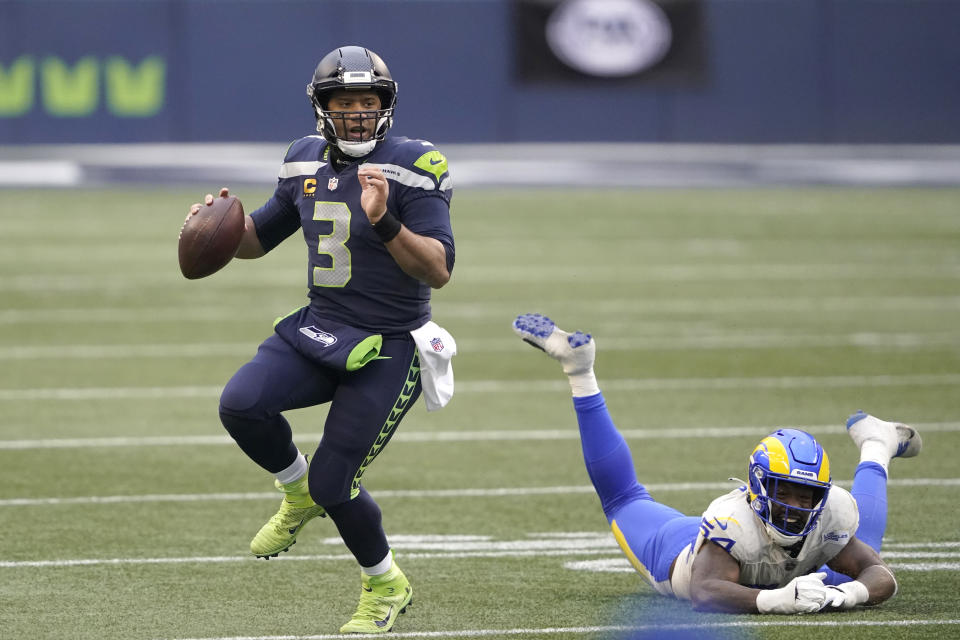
{"left": 324, "top": 485, "right": 390, "bottom": 567}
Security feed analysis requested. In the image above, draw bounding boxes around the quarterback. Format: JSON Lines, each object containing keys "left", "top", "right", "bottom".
{"left": 513, "top": 313, "right": 921, "bottom": 614}
{"left": 186, "top": 47, "right": 455, "bottom": 633}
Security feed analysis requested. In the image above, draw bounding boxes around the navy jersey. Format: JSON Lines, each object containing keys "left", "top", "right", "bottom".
{"left": 250, "top": 136, "right": 454, "bottom": 333}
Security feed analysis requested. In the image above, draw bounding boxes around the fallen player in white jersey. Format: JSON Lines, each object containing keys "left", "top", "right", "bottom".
{"left": 513, "top": 313, "right": 922, "bottom": 614}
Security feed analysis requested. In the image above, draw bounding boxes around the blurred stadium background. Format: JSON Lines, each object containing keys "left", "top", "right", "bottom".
{"left": 2, "top": 1, "right": 959, "bottom": 639}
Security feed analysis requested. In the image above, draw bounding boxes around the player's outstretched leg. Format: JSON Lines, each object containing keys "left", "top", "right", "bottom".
{"left": 340, "top": 558, "right": 413, "bottom": 633}
{"left": 250, "top": 455, "right": 326, "bottom": 559}
{"left": 845, "top": 411, "right": 921, "bottom": 554}
{"left": 513, "top": 312, "right": 640, "bottom": 513}
{"left": 513, "top": 313, "right": 697, "bottom": 593}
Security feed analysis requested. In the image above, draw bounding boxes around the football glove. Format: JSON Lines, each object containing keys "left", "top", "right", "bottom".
{"left": 756, "top": 572, "right": 831, "bottom": 614}
{"left": 821, "top": 580, "right": 870, "bottom": 610}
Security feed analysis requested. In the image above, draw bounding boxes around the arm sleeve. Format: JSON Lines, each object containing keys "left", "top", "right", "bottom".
{"left": 250, "top": 184, "right": 301, "bottom": 253}
{"left": 398, "top": 192, "right": 455, "bottom": 274}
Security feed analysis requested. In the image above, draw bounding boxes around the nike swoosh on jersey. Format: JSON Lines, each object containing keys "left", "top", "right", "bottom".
{"left": 712, "top": 517, "right": 731, "bottom": 530}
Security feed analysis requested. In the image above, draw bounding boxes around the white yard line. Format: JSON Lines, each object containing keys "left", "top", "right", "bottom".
{"left": 0, "top": 343, "right": 254, "bottom": 359}
{"left": 2, "top": 530, "right": 957, "bottom": 570}
{"left": 1, "top": 478, "right": 956, "bottom": 508}
{"left": 4, "top": 331, "right": 960, "bottom": 360}
{"left": 3, "top": 422, "right": 960, "bottom": 451}
{"left": 2, "top": 373, "right": 960, "bottom": 401}
{"left": 162, "top": 619, "right": 960, "bottom": 640}
{"left": 2, "top": 296, "right": 959, "bottom": 325}
{"left": 1, "top": 264, "right": 958, "bottom": 292}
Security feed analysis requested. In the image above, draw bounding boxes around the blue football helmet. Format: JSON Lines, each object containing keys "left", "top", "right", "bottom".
{"left": 747, "top": 428, "right": 831, "bottom": 544}
{"left": 306, "top": 46, "right": 398, "bottom": 157}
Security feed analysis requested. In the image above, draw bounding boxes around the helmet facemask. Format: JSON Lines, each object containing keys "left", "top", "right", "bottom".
{"left": 747, "top": 429, "right": 831, "bottom": 545}
{"left": 309, "top": 88, "right": 395, "bottom": 157}
{"left": 749, "top": 467, "right": 829, "bottom": 541}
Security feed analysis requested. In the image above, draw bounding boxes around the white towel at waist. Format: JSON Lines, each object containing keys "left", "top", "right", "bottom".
{"left": 410, "top": 320, "right": 457, "bottom": 411}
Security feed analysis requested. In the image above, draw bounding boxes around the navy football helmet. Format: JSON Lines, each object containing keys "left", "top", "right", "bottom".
{"left": 747, "top": 428, "right": 831, "bottom": 545}
{"left": 306, "top": 46, "right": 398, "bottom": 157}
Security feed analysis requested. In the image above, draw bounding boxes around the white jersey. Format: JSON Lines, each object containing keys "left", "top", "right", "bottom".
{"left": 670, "top": 485, "right": 859, "bottom": 600}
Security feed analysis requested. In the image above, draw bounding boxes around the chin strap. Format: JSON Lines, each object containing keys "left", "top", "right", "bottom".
{"left": 764, "top": 521, "right": 806, "bottom": 548}
{"left": 337, "top": 139, "right": 377, "bottom": 158}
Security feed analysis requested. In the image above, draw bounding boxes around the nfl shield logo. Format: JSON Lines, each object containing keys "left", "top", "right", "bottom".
{"left": 327, "top": 177, "right": 339, "bottom": 191}
{"left": 430, "top": 337, "right": 444, "bottom": 352}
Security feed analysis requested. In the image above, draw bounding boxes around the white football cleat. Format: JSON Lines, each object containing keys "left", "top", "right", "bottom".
{"left": 846, "top": 410, "right": 922, "bottom": 460}
{"left": 512, "top": 313, "right": 595, "bottom": 375}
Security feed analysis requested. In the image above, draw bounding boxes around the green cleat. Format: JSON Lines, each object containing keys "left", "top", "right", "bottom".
{"left": 339, "top": 563, "right": 413, "bottom": 633}
{"left": 250, "top": 473, "right": 325, "bottom": 559}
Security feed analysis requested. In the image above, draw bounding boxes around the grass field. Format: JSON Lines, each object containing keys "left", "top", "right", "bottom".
{"left": 2, "top": 186, "right": 959, "bottom": 639}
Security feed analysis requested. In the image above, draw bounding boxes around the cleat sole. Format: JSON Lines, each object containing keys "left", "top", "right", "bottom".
{"left": 254, "top": 539, "right": 296, "bottom": 560}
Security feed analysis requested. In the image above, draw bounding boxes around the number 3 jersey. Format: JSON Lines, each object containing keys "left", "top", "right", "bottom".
{"left": 249, "top": 135, "right": 455, "bottom": 333}
{"left": 670, "top": 484, "right": 860, "bottom": 600}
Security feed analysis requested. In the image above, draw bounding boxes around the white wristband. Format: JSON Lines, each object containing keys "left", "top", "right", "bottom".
{"left": 756, "top": 587, "right": 792, "bottom": 614}
{"left": 839, "top": 580, "right": 870, "bottom": 607}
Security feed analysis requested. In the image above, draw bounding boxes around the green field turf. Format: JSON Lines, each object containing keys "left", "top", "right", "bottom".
{"left": 1, "top": 186, "right": 959, "bottom": 639}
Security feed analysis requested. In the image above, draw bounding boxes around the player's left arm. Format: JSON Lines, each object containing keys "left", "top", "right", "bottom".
{"left": 358, "top": 165, "right": 451, "bottom": 289}
{"left": 824, "top": 535, "right": 897, "bottom": 608}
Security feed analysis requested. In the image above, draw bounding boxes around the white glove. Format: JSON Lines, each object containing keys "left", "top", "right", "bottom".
{"left": 756, "top": 572, "right": 831, "bottom": 614}
{"left": 822, "top": 580, "right": 870, "bottom": 610}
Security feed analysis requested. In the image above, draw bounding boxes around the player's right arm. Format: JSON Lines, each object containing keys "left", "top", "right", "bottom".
{"left": 186, "top": 187, "right": 265, "bottom": 259}
{"left": 688, "top": 540, "right": 761, "bottom": 613}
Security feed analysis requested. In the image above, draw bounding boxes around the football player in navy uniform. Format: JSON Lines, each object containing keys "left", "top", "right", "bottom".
{"left": 186, "top": 46, "right": 455, "bottom": 633}
{"left": 512, "top": 313, "right": 922, "bottom": 614}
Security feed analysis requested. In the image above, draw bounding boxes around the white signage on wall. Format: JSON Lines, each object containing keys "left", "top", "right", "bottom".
{"left": 545, "top": 0, "right": 673, "bottom": 77}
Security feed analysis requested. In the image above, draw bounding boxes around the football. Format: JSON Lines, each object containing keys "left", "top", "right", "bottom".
{"left": 178, "top": 195, "right": 245, "bottom": 279}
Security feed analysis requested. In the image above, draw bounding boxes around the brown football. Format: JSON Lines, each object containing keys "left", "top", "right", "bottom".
{"left": 178, "top": 195, "right": 245, "bottom": 279}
